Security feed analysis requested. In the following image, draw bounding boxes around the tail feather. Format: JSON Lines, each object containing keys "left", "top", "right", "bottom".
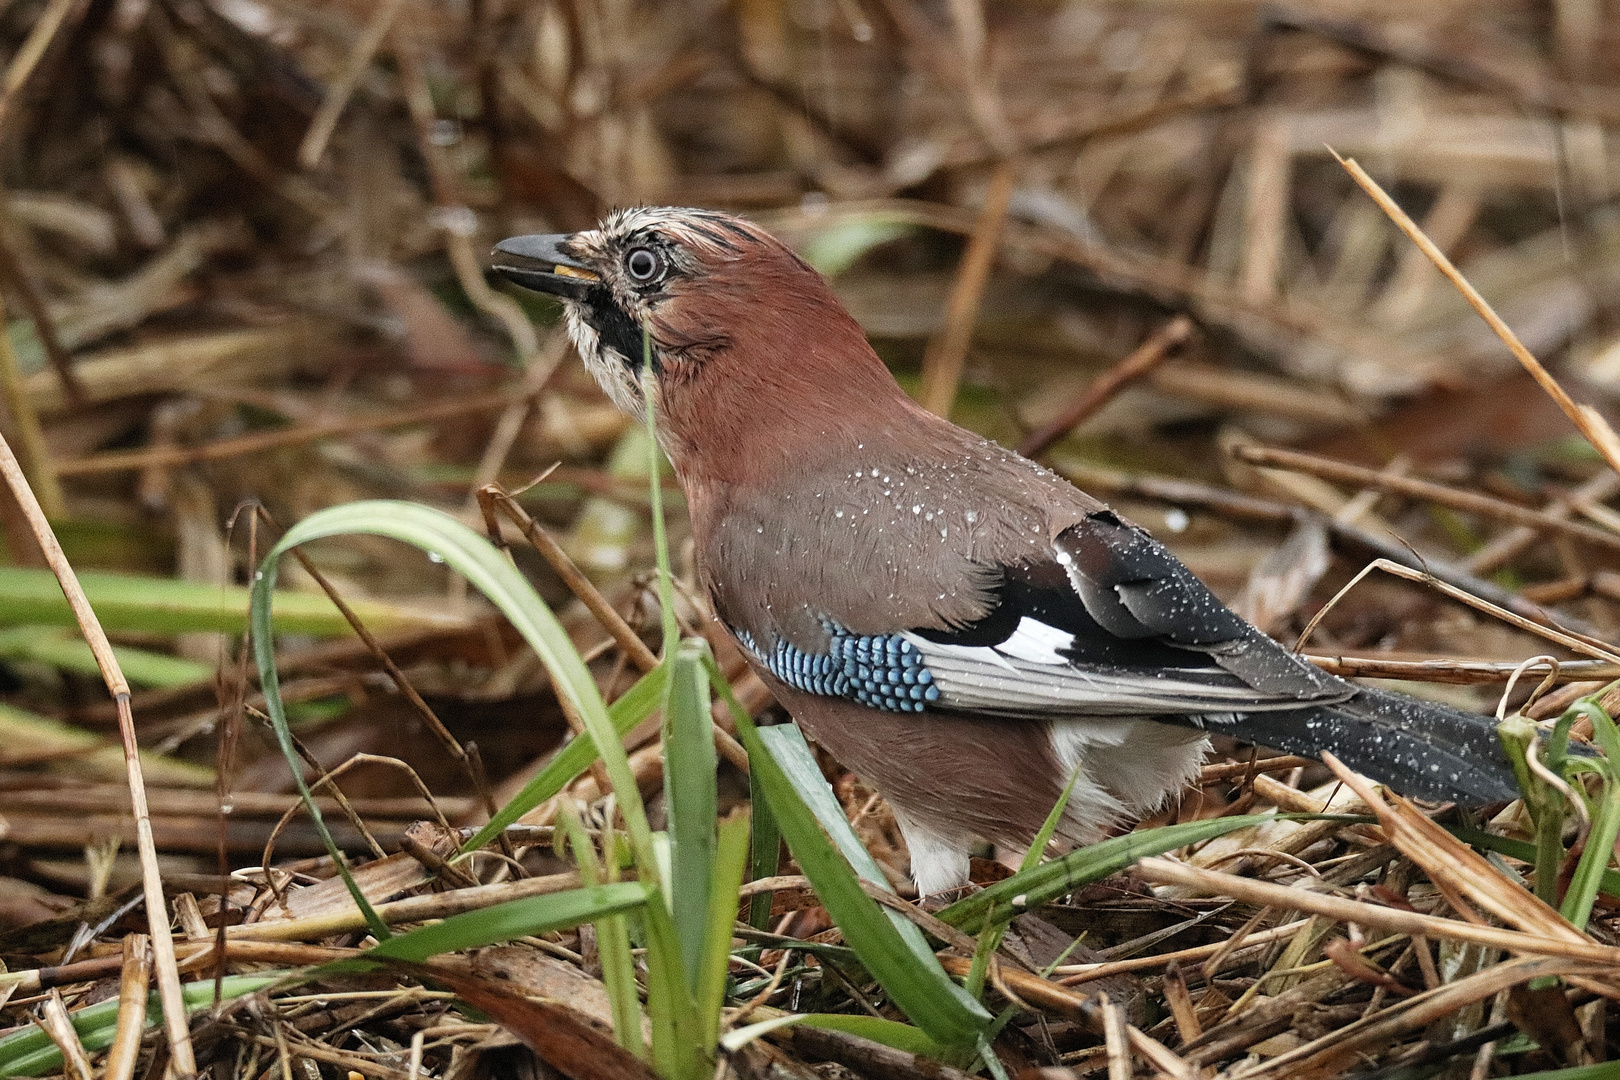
{"left": 1223, "top": 685, "right": 1520, "bottom": 804}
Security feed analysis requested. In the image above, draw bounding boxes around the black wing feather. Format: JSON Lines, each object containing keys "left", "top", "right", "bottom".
{"left": 897, "top": 510, "right": 1517, "bottom": 803}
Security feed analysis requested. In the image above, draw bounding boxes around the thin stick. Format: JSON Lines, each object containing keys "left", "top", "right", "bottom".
{"left": 228, "top": 869, "right": 585, "bottom": 941}
{"left": 0, "top": 290, "right": 61, "bottom": 518}
{"left": 918, "top": 160, "right": 1018, "bottom": 416}
{"left": 1054, "top": 919, "right": 1311, "bottom": 983}
{"left": 396, "top": 40, "right": 540, "bottom": 365}
{"left": 1296, "top": 557, "right": 1620, "bottom": 666}
{"left": 38, "top": 990, "right": 94, "bottom": 1080}
{"left": 1233, "top": 443, "right": 1620, "bottom": 552}
{"left": 55, "top": 388, "right": 524, "bottom": 476}
{"left": 1336, "top": 151, "right": 1620, "bottom": 476}
{"left": 1242, "top": 955, "right": 1603, "bottom": 1078}
{"left": 477, "top": 485, "right": 658, "bottom": 673}
{"left": 936, "top": 956, "right": 1197, "bottom": 1078}
{"left": 297, "top": 0, "right": 409, "bottom": 169}
{"left": 1463, "top": 472, "right": 1620, "bottom": 575}
{"left": 1101, "top": 992, "right": 1132, "bottom": 1080}
{"left": 1161, "top": 961, "right": 1202, "bottom": 1044}
{"left": 1018, "top": 315, "right": 1193, "bottom": 458}
{"left": 0, "top": 0, "right": 84, "bottom": 135}
{"left": 0, "top": 220, "right": 85, "bottom": 407}
{"left": 1303, "top": 653, "right": 1620, "bottom": 685}
{"left": 466, "top": 335, "right": 571, "bottom": 510}
{"left": 103, "top": 934, "right": 153, "bottom": 1080}
{"left": 0, "top": 430, "right": 195, "bottom": 1073}
{"left": 1200, "top": 756, "right": 1317, "bottom": 782}
{"left": 1137, "top": 857, "right": 1620, "bottom": 964}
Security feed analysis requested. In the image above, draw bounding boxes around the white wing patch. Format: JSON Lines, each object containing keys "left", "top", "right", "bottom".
{"left": 996, "top": 617, "right": 1075, "bottom": 665}
{"left": 899, "top": 632, "right": 1017, "bottom": 672}
{"left": 901, "top": 614, "right": 1332, "bottom": 718}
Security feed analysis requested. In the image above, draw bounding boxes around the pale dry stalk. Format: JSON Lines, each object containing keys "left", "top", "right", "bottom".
{"left": 0, "top": 430, "right": 196, "bottom": 1073}
{"left": 103, "top": 933, "right": 153, "bottom": 1080}
{"left": 1338, "top": 152, "right": 1620, "bottom": 476}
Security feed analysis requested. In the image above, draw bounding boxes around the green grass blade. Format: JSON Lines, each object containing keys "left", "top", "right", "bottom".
{"left": 556, "top": 808, "right": 645, "bottom": 1059}
{"left": 756, "top": 724, "right": 900, "bottom": 892}
{"left": 747, "top": 756, "right": 783, "bottom": 929}
{"left": 1501, "top": 711, "right": 1574, "bottom": 906}
{"left": 1507, "top": 1065, "right": 1620, "bottom": 1080}
{"left": 664, "top": 638, "right": 716, "bottom": 988}
{"left": 740, "top": 720, "right": 989, "bottom": 1045}
{"left": 967, "top": 765, "right": 1083, "bottom": 1000}
{"left": 0, "top": 565, "right": 456, "bottom": 636}
{"left": 0, "top": 974, "right": 282, "bottom": 1078}
{"left": 938, "top": 815, "right": 1278, "bottom": 935}
{"left": 253, "top": 500, "right": 666, "bottom": 938}
{"left": 798, "top": 217, "right": 914, "bottom": 276}
{"left": 698, "top": 810, "right": 751, "bottom": 1048}
{"left": 1446, "top": 824, "right": 1620, "bottom": 898}
{"left": 456, "top": 662, "right": 670, "bottom": 858}
{"left": 641, "top": 888, "right": 706, "bottom": 1080}
{"left": 363, "top": 882, "right": 654, "bottom": 963}
{"left": 640, "top": 359, "right": 680, "bottom": 656}
{"left": 597, "top": 908, "right": 642, "bottom": 1057}
{"left": 251, "top": 553, "right": 386, "bottom": 939}
{"left": 798, "top": 1014, "right": 947, "bottom": 1057}
{"left": 0, "top": 627, "right": 212, "bottom": 687}
{"left": 720, "top": 1013, "right": 945, "bottom": 1058}
{"left": 1562, "top": 703, "right": 1620, "bottom": 928}
{"left": 0, "top": 699, "right": 213, "bottom": 788}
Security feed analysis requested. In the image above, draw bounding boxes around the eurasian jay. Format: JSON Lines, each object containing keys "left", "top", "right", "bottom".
{"left": 491, "top": 208, "right": 1519, "bottom": 895}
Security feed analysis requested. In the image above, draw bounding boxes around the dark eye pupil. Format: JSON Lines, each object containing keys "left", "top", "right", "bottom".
{"left": 627, "top": 249, "right": 658, "bottom": 281}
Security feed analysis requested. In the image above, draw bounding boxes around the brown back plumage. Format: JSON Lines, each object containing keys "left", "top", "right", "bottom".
{"left": 556, "top": 208, "right": 1106, "bottom": 653}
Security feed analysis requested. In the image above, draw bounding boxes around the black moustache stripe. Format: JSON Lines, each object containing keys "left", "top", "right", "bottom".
{"left": 582, "top": 288, "right": 657, "bottom": 374}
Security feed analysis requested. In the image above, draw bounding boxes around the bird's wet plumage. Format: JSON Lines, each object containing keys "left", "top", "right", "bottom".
{"left": 494, "top": 207, "right": 1521, "bottom": 894}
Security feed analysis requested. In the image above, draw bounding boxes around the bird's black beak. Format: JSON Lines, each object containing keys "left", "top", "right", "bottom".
{"left": 491, "top": 234, "right": 601, "bottom": 301}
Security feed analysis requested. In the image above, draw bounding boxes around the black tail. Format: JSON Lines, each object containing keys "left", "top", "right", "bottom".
{"left": 1225, "top": 685, "right": 1520, "bottom": 803}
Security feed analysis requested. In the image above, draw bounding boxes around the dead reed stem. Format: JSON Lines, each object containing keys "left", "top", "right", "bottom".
{"left": 1018, "top": 314, "right": 1193, "bottom": 458}
{"left": 1337, "top": 151, "right": 1620, "bottom": 476}
{"left": 102, "top": 933, "right": 153, "bottom": 1080}
{"left": 1234, "top": 442, "right": 1620, "bottom": 552}
{"left": 918, "top": 160, "right": 1018, "bottom": 416}
{"left": 0, "top": 428, "right": 196, "bottom": 1073}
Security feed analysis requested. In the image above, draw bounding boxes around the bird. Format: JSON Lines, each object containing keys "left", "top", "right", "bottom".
{"left": 491, "top": 207, "right": 1521, "bottom": 896}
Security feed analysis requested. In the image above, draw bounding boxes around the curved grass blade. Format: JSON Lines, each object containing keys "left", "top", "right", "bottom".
{"left": 967, "top": 765, "right": 1082, "bottom": 1000}
{"left": 0, "top": 627, "right": 212, "bottom": 688}
{"left": 937, "top": 815, "right": 1278, "bottom": 935}
{"left": 757, "top": 724, "right": 892, "bottom": 883}
{"left": 254, "top": 500, "right": 664, "bottom": 939}
{"left": 747, "top": 760, "right": 782, "bottom": 929}
{"left": 1445, "top": 824, "right": 1620, "bottom": 898}
{"left": 557, "top": 807, "right": 644, "bottom": 1058}
{"left": 456, "top": 661, "right": 669, "bottom": 858}
{"left": 732, "top": 711, "right": 990, "bottom": 1046}
{"left": 641, "top": 888, "right": 705, "bottom": 1080}
{"left": 359, "top": 882, "right": 654, "bottom": 964}
{"left": 1560, "top": 701, "right": 1620, "bottom": 929}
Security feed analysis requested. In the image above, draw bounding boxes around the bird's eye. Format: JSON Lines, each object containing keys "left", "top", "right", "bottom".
{"left": 624, "top": 247, "right": 663, "bottom": 284}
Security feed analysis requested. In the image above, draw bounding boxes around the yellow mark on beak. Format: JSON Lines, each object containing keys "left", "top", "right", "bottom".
{"left": 554, "top": 264, "right": 600, "bottom": 281}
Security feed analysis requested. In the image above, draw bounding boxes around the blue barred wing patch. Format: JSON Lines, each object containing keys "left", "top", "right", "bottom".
{"left": 734, "top": 621, "right": 942, "bottom": 713}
